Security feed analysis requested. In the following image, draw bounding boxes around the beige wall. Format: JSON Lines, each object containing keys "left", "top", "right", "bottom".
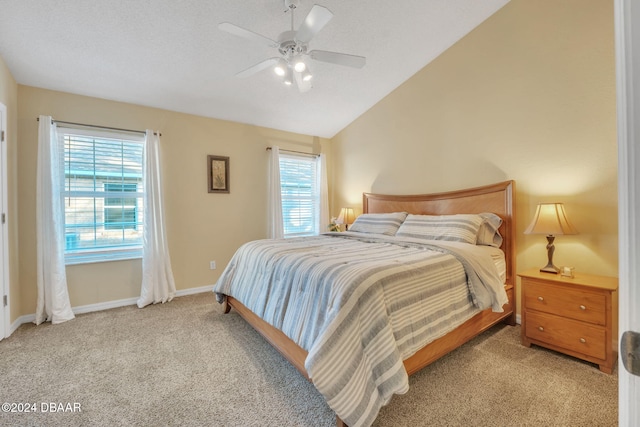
{"left": 6, "top": 0, "right": 618, "bottom": 321}
{"left": 17, "top": 86, "right": 330, "bottom": 317}
{"left": 0, "top": 55, "right": 20, "bottom": 324}
{"left": 331, "top": 0, "right": 618, "bottom": 315}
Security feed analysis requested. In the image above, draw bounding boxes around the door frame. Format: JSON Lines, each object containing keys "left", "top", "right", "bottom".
{"left": 0, "top": 102, "right": 8, "bottom": 340}
{"left": 614, "top": 0, "right": 640, "bottom": 425}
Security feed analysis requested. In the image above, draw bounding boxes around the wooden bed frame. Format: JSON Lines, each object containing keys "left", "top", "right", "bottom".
{"left": 222, "top": 180, "right": 516, "bottom": 426}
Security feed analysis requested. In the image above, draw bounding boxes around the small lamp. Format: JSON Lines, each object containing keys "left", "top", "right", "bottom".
{"left": 336, "top": 207, "right": 356, "bottom": 231}
{"left": 524, "top": 203, "right": 578, "bottom": 274}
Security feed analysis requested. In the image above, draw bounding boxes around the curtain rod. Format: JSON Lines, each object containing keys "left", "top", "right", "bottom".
{"left": 266, "top": 147, "right": 319, "bottom": 157}
{"left": 36, "top": 117, "right": 160, "bottom": 136}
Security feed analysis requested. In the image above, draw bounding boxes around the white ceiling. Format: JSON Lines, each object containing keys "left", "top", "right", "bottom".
{"left": 0, "top": 0, "right": 509, "bottom": 138}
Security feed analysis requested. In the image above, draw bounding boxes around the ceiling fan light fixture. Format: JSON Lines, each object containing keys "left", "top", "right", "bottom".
{"left": 293, "top": 56, "right": 306, "bottom": 73}
{"left": 220, "top": 3, "right": 366, "bottom": 92}
{"left": 274, "top": 58, "right": 287, "bottom": 76}
{"left": 283, "top": 66, "right": 293, "bottom": 86}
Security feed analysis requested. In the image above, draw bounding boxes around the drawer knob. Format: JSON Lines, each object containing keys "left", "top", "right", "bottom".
{"left": 579, "top": 305, "right": 586, "bottom": 310}
{"left": 538, "top": 326, "right": 544, "bottom": 332}
{"left": 537, "top": 296, "right": 544, "bottom": 302}
{"left": 580, "top": 338, "right": 586, "bottom": 343}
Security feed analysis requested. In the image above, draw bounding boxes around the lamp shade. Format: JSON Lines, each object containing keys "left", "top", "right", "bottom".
{"left": 336, "top": 207, "right": 356, "bottom": 225}
{"left": 292, "top": 55, "right": 306, "bottom": 72}
{"left": 274, "top": 58, "right": 287, "bottom": 77}
{"left": 524, "top": 203, "right": 578, "bottom": 236}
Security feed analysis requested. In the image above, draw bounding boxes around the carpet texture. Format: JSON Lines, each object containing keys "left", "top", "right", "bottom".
{"left": 0, "top": 293, "right": 617, "bottom": 426}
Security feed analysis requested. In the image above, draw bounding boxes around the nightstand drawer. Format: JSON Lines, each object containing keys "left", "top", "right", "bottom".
{"left": 525, "top": 311, "right": 606, "bottom": 360}
{"left": 523, "top": 279, "right": 606, "bottom": 325}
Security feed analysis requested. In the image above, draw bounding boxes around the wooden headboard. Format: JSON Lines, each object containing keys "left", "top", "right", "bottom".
{"left": 363, "top": 180, "right": 516, "bottom": 288}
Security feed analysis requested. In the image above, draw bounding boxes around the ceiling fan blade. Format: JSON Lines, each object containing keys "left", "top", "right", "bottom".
{"left": 309, "top": 50, "right": 366, "bottom": 69}
{"left": 218, "top": 22, "right": 279, "bottom": 48}
{"left": 294, "top": 71, "right": 312, "bottom": 93}
{"left": 295, "top": 5, "right": 333, "bottom": 43}
{"left": 235, "top": 57, "right": 279, "bottom": 78}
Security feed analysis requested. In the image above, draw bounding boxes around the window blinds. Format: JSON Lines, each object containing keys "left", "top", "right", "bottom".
{"left": 279, "top": 153, "right": 319, "bottom": 237}
{"left": 59, "top": 128, "right": 144, "bottom": 263}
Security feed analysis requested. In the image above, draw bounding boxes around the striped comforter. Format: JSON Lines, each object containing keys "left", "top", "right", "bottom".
{"left": 213, "top": 233, "right": 507, "bottom": 427}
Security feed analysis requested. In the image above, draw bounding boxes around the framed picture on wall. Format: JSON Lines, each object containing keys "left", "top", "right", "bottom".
{"left": 207, "top": 155, "right": 230, "bottom": 193}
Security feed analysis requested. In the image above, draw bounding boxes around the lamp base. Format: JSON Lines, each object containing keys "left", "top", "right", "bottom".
{"left": 539, "top": 235, "right": 560, "bottom": 274}
{"left": 540, "top": 264, "right": 560, "bottom": 274}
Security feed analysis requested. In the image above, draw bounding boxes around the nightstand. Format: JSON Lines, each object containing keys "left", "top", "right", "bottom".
{"left": 519, "top": 268, "right": 618, "bottom": 374}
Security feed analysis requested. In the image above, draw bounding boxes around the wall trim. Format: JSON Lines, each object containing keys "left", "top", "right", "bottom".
{"left": 8, "top": 286, "right": 522, "bottom": 336}
{"left": 9, "top": 284, "right": 214, "bottom": 336}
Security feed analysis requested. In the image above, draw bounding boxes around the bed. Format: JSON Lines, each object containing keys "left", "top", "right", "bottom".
{"left": 214, "top": 180, "right": 516, "bottom": 427}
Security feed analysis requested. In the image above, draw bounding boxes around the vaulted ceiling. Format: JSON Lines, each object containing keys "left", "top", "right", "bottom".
{"left": 0, "top": 0, "right": 509, "bottom": 138}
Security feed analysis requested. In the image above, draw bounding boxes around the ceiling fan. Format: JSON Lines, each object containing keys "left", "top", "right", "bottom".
{"left": 219, "top": 0, "right": 366, "bottom": 92}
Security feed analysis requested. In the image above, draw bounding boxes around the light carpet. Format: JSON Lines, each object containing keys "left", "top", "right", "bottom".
{"left": 0, "top": 293, "right": 617, "bottom": 426}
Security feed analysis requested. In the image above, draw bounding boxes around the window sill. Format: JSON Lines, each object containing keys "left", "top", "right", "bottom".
{"left": 65, "top": 248, "right": 143, "bottom": 266}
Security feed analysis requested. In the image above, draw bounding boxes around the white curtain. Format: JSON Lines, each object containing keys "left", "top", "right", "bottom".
{"left": 267, "top": 146, "right": 284, "bottom": 239}
{"left": 137, "top": 130, "right": 176, "bottom": 308}
{"left": 317, "top": 154, "right": 330, "bottom": 234}
{"left": 35, "top": 115, "right": 74, "bottom": 325}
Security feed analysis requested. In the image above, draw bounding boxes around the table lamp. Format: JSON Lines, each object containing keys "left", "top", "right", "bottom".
{"left": 524, "top": 202, "right": 578, "bottom": 274}
{"left": 336, "top": 207, "right": 355, "bottom": 231}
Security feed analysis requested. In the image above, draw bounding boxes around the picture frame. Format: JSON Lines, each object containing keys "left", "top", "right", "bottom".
{"left": 207, "top": 155, "right": 230, "bottom": 193}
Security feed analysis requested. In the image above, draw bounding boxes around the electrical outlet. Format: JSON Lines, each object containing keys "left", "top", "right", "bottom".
{"left": 209, "top": 261, "right": 216, "bottom": 270}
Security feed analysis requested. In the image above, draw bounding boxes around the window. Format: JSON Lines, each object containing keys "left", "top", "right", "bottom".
{"left": 59, "top": 127, "right": 145, "bottom": 264}
{"left": 279, "top": 153, "right": 321, "bottom": 237}
{"left": 103, "top": 183, "right": 139, "bottom": 231}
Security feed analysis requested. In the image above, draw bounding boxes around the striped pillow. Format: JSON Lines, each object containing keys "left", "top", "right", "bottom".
{"left": 396, "top": 214, "right": 484, "bottom": 244}
{"left": 349, "top": 212, "right": 408, "bottom": 236}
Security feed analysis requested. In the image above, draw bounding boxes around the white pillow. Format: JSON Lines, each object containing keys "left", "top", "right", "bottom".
{"left": 349, "top": 212, "right": 408, "bottom": 236}
{"left": 396, "top": 214, "right": 484, "bottom": 244}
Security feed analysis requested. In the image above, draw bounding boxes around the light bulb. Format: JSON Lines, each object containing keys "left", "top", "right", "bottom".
{"left": 274, "top": 58, "right": 287, "bottom": 77}
{"left": 302, "top": 70, "right": 312, "bottom": 82}
{"left": 293, "top": 57, "right": 306, "bottom": 73}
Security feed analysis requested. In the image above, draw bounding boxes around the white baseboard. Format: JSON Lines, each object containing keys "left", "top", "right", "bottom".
{"left": 8, "top": 285, "right": 214, "bottom": 337}
{"left": 175, "top": 284, "right": 214, "bottom": 297}
{"left": 10, "top": 314, "right": 34, "bottom": 335}
{"left": 8, "top": 286, "right": 519, "bottom": 337}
